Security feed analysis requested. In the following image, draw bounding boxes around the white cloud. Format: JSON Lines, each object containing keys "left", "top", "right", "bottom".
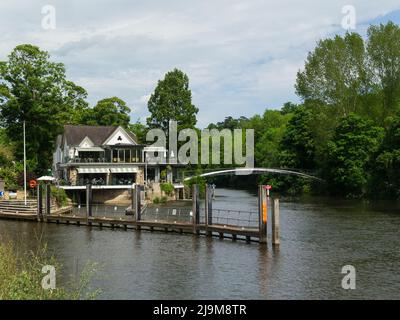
{"left": 0, "top": 0, "right": 400, "bottom": 127}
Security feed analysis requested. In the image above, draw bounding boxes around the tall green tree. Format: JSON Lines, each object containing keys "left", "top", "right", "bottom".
{"left": 296, "top": 33, "right": 367, "bottom": 117}
{"left": 147, "top": 69, "right": 198, "bottom": 132}
{"left": 0, "top": 44, "right": 88, "bottom": 173}
{"left": 81, "top": 97, "right": 131, "bottom": 127}
{"left": 0, "top": 128, "right": 13, "bottom": 166}
{"left": 323, "top": 114, "right": 383, "bottom": 197}
{"left": 278, "top": 105, "right": 316, "bottom": 169}
{"left": 370, "top": 113, "right": 400, "bottom": 199}
{"left": 367, "top": 21, "right": 400, "bottom": 123}
{"left": 255, "top": 110, "right": 290, "bottom": 168}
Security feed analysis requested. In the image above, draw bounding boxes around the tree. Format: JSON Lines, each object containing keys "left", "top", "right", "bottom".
{"left": 323, "top": 114, "right": 383, "bottom": 197}
{"left": 278, "top": 106, "right": 316, "bottom": 169}
{"left": 81, "top": 97, "right": 131, "bottom": 127}
{"left": 296, "top": 33, "right": 367, "bottom": 117}
{"left": 255, "top": 110, "right": 290, "bottom": 168}
{"left": 367, "top": 22, "right": 400, "bottom": 122}
{"left": 0, "top": 44, "right": 88, "bottom": 174}
{"left": 370, "top": 113, "right": 400, "bottom": 198}
{"left": 0, "top": 128, "right": 13, "bottom": 166}
{"left": 128, "top": 120, "right": 148, "bottom": 144}
{"left": 280, "top": 102, "right": 298, "bottom": 115}
{"left": 208, "top": 116, "right": 249, "bottom": 131}
{"left": 147, "top": 69, "right": 198, "bottom": 132}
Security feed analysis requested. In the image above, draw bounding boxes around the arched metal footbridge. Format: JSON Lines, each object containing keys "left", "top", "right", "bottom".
{"left": 184, "top": 167, "right": 323, "bottom": 181}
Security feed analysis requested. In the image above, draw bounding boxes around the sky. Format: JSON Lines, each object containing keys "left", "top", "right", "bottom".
{"left": 1, "top": 1, "right": 400, "bottom": 128}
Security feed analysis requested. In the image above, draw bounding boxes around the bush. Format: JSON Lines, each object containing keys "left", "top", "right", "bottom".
{"left": 50, "top": 186, "right": 68, "bottom": 207}
{"left": 160, "top": 182, "right": 174, "bottom": 196}
{"left": 183, "top": 168, "right": 207, "bottom": 198}
{"left": 153, "top": 197, "right": 160, "bottom": 204}
{"left": 0, "top": 166, "right": 20, "bottom": 190}
{"left": 153, "top": 196, "right": 167, "bottom": 204}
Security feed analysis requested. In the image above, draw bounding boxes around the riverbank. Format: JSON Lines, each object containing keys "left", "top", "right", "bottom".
{"left": 0, "top": 240, "right": 99, "bottom": 299}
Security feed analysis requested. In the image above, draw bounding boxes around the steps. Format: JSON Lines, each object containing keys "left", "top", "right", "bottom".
{"left": 0, "top": 201, "right": 36, "bottom": 215}
{"left": 0, "top": 200, "right": 37, "bottom": 205}
{"left": 0, "top": 200, "right": 56, "bottom": 215}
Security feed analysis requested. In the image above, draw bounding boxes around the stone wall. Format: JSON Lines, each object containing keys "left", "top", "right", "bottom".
{"left": 136, "top": 169, "right": 144, "bottom": 185}
{"left": 69, "top": 168, "right": 78, "bottom": 186}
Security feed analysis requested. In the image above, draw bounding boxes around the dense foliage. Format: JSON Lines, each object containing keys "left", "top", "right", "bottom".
{"left": 322, "top": 114, "right": 383, "bottom": 197}
{"left": 79, "top": 97, "right": 131, "bottom": 127}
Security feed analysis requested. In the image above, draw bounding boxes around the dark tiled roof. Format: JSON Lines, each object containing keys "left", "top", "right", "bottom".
{"left": 125, "top": 130, "right": 139, "bottom": 143}
{"left": 62, "top": 125, "right": 137, "bottom": 147}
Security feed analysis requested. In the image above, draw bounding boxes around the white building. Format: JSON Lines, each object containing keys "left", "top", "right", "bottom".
{"left": 53, "top": 125, "right": 184, "bottom": 193}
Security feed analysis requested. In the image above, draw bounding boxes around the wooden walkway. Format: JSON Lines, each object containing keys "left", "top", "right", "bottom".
{"left": 0, "top": 209, "right": 261, "bottom": 243}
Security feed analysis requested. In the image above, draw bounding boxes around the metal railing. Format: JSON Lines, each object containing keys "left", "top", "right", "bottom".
{"left": 68, "top": 203, "right": 132, "bottom": 218}
{"left": 209, "top": 208, "right": 259, "bottom": 228}
{"left": 141, "top": 205, "right": 193, "bottom": 223}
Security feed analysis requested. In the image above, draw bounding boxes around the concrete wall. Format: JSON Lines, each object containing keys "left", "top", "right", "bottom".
{"left": 93, "top": 189, "right": 132, "bottom": 204}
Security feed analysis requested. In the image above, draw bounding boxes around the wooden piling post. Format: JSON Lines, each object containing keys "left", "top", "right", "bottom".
{"left": 37, "top": 184, "right": 43, "bottom": 221}
{"left": 272, "top": 198, "right": 280, "bottom": 246}
{"left": 205, "top": 184, "right": 213, "bottom": 236}
{"left": 135, "top": 185, "right": 143, "bottom": 229}
{"left": 192, "top": 184, "right": 199, "bottom": 234}
{"left": 86, "top": 184, "right": 92, "bottom": 221}
{"left": 258, "top": 185, "right": 267, "bottom": 244}
{"left": 45, "top": 184, "right": 51, "bottom": 221}
{"left": 130, "top": 185, "right": 135, "bottom": 214}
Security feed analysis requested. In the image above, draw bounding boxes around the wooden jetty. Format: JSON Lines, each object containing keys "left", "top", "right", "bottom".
{"left": 0, "top": 184, "right": 280, "bottom": 245}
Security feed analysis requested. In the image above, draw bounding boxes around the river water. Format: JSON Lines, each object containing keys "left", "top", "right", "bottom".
{"left": 0, "top": 188, "right": 399, "bottom": 299}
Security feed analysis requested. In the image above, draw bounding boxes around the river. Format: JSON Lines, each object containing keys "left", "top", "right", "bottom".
{"left": 0, "top": 188, "right": 399, "bottom": 299}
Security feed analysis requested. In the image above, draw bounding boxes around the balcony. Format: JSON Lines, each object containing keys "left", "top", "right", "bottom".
{"left": 67, "top": 157, "right": 143, "bottom": 164}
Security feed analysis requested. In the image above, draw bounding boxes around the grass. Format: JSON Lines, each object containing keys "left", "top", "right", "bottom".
{"left": 0, "top": 239, "right": 100, "bottom": 300}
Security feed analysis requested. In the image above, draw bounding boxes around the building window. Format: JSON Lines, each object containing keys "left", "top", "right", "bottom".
{"left": 113, "top": 149, "right": 118, "bottom": 162}
{"left": 118, "top": 149, "right": 124, "bottom": 162}
{"left": 124, "top": 149, "right": 131, "bottom": 163}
